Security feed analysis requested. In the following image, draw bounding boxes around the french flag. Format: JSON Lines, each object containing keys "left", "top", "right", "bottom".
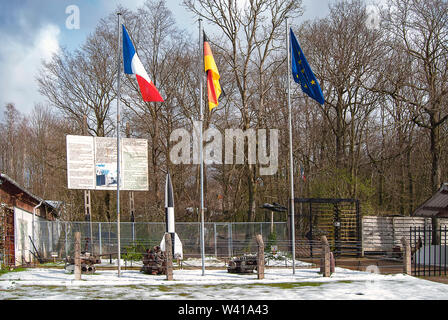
{"left": 122, "top": 25, "right": 164, "bottom": 102}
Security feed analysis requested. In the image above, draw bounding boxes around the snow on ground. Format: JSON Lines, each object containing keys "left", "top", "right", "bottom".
{"left": 1, "top": 266, "right": 448, "bottom": 300}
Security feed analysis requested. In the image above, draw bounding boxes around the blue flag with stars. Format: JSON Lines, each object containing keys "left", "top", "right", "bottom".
{"left": 290, "top": 28, "right": 325, "bottom": 105}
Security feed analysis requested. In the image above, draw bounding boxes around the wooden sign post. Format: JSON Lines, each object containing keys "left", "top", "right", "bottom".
{"left": 165, "top": 233, "right": 173, "bottom": 281}
{"left": 74, "top": 232, "right": 81, "bottom": 280}
{"left": 401, "top": 237, "right": 411, "bottom": 275}
{"left": 320, "top": 236, "right": 331, "bottom": 277}
{"left": 256, "top": 234, "right": 265, "bottom": 280}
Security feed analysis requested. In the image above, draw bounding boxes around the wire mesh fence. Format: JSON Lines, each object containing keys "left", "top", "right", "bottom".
{"left": 5, "top": 216, "right": 448, "bottom": 277}
{"left": 22, "top": 220, "right": 398, "bottom": 274}
{"left": 29, "top": 221, "right": 291, "bottom": 262}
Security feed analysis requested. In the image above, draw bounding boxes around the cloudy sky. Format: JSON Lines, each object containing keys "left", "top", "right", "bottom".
{"left": 0, "top": 0, "right": 334, "bottom": 119}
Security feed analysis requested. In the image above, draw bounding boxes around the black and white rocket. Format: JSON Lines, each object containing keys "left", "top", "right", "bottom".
{"left": 160, "top": 172, "right": 183, "bottom": 259}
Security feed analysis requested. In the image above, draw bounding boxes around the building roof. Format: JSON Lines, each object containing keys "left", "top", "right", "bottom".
{"left": 0, "top": 172, "right": 59, "bottom": 218}
{"left": 413, "top": 183, "right": 448, "bottom": 217}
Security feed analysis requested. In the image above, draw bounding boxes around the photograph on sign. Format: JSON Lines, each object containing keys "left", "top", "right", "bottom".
{"left": 94, "top": 137, "right": 119, "bottom": 190}
{"left": 95, "top": 163, "right": 117, "bottom": 188}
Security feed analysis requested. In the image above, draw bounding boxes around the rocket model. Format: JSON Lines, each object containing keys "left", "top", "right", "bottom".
{"left": 160, "top": 173, "right": 183, "bottom": 259}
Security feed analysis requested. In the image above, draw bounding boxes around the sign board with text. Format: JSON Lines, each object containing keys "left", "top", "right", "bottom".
{"left": 66, "top": 135, "right": 148, "bottom": 191}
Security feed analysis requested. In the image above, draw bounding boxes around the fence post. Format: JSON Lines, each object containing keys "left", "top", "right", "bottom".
{"left": 50, "top": 221, "right": 54, "bottom": 253}
{"left": 356, "top": 200, "right": 362, "bottom": 257}
{"left": 132, "top": 221, "right": 135, "bottom": 246}
{"left": 228, "top": 223, "right": 233, "bottom": 258}
{"left": 64, "top": 223, "right": 68, "bottom": 259}
{"left": 99, "top": 223, "right": 102, "bottom": 256}
{"left": 330, "top": 252, "right": 335, "bottom": 273}
{"left": 360, "top": 216, "right": 365, "bottom": 257}
{"left": 74, "top": 232, "right": 81, "bottom": 280}
{"left": 392, "top": 217, "right": 396, "bottom": 249}
{"left": 401, "top": 236, "right": 411, "bottom": 276}
{"left": 165, "top": 233, "right": 173, "bottom": 281}
{"left": 256, "top": 234, "right": 264, "bottom": 280}
{"left": 214, "top": 223, "right": 217, "bottom": 258}
{"left": 320, "top": 236, "right": 331, "bottom": 277}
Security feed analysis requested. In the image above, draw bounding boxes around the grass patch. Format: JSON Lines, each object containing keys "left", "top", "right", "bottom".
{"left": 0, "top": 267, "right": 27, "bottom": 277}
{"left": 157, "top": 284, "right": 188, "bottom": 292}
{"left": 178, "top": 292, "right": 192, "bottom": 297}
{"left": 261, "top": 282, "right": 325, "bottom": 289}
{"left": 29, "top": 285, "right": 61, "bottom": 290}
{"left": 202, "top": 285, "right": 216, "bottom": 288}
{"left": 246, "top": 280, "right": 353, "bottom": 290}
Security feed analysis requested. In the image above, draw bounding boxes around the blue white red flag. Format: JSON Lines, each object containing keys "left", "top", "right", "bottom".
{"left": 122, "top": 25, "right": 164, "bottom": 102}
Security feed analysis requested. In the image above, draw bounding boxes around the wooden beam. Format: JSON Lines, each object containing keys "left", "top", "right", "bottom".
{"left": 421, "top": 206, "right": 448, "bottom": 215}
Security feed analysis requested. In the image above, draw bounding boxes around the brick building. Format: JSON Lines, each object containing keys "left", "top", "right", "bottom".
{"left": 0, "top": 172, "right": 59, "bottom": 266}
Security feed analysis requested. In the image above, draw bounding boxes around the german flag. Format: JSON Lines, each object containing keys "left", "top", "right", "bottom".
{"left": 203, "top": 32, "right": 223, "bottom": 111}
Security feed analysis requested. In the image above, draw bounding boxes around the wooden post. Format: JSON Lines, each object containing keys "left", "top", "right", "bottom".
{"left": 129, "top": 191, "right": 135, "bottom": 245}
{"left": 74, "top": 232, "right": 81, "bottom": 280}
{"left": 360, "top": 217, "right": 365, "bottom": 257}
{"left": 330, "top": 252, "right": 335, "bottom": 273}
{"left": 165, "top": 233, "right": 173, "bottom": 280}
{"left": 401, "top": 236, "right": 411, "bottom": 275}
{"left": 84, "top": 190, "right": 92, "bottom": 253}
{"left": 255, "top": 234, "right": 265, "bottom": 280}
{"left": 320, "top": 236, "right": 331, "bottom": 277}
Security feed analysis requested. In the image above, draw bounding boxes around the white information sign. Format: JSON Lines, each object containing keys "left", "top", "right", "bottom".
{"left": 121, "top": 138, "right": 149, "bottom": 191}
{"left": 67, "top": 135, "right": 95, "bottom": 189}
{"left": 66, "top": 135, "right": 149, "bottom": 191}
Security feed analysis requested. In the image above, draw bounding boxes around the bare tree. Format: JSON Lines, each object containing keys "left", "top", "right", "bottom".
{"left": 183, "top": 0, "right": 303, "bottom": 222}
{"left": 299, "top": 0, "right": 384, "bottom": 198}
{"left": 381, "top": 0, "right": 448, "bottom": 242}
{"left": 119, "top": 0, "right": 196, "bottom": 219}
{"left": 0, "top": 104, "right": 28, "bottom": 185}
{"left": 37, "top": 14, "right": 119, "bottom": 137}
{"left": 383, "top": 0, "right": 448, "bottom": 194}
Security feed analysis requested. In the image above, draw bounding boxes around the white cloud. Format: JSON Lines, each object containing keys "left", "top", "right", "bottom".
{"left": 99, "top": 0, "right": 145, "bottom": 12}
{"left": 0, "top": 24, "right": 60, "bottom": 115}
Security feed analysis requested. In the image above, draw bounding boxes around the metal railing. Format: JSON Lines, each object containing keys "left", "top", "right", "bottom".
{"left": 410, "top": 226, "right": 448, "bottom": 277}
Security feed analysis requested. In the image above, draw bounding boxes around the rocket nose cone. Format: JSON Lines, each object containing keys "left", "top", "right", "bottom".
{"left": 165, "top": 173, "right": 174, "bottom": 208}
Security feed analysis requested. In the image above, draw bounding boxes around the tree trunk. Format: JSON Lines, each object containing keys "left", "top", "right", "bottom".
{"left": 406, "top": 145, "right": 414, "bottom": 215}
{"left": 335, "top": 107, "right": 344, "bottom": 170}
{"left": 247, "top": 165, "right": 256, "bottom": 222}
{"left": 430, "top": 120, "right": 441, "bottom": 194}
{"left": 430, "top": 116, "right": 441, "bottom": 244}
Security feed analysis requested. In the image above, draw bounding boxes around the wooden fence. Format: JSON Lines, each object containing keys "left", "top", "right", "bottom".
{"left": 362, "top": 216, "right": 448, "bottom": 255}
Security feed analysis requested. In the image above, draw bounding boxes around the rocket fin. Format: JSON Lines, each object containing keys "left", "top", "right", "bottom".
{"left": 174, "top": 233, "right": 183, "bottom": 260}
{"left": 159, "top": 233, "right": 183, "bottom": 260}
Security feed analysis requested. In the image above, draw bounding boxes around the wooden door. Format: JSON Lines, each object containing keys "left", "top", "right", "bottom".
{"left": 5, "top": 209, "right": 15, "bottom": 266}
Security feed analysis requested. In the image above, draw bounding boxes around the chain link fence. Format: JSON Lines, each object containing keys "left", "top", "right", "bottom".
{"left": 31, "top": 221, "right": 290, "bottom": 262}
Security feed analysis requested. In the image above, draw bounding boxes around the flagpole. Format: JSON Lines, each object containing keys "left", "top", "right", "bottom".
{"left": 286, "top": 18, "right": 296, "bottom": 275}
{"left": 198, "top": 18, "right": 206, "bottom": 276}
{"left": 116, "top": 12, "right": 122, "bottom": 278}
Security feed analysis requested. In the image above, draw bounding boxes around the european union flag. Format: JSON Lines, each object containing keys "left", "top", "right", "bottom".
{"left": 290, "top": 28, "right": 325, "bottom": 105}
